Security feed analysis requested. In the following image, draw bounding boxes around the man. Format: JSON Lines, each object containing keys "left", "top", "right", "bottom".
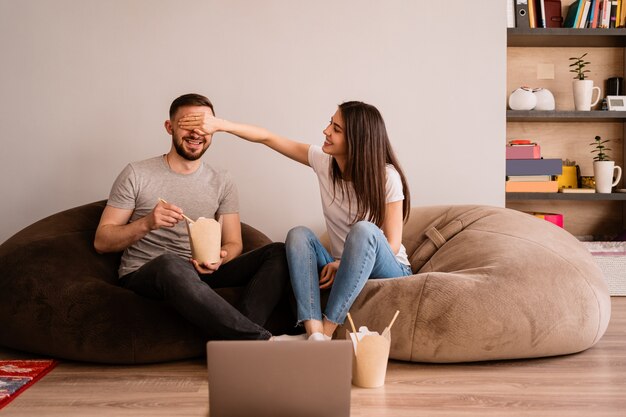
{"left": 94, "top": 93, "right": 288, "bottom": 340}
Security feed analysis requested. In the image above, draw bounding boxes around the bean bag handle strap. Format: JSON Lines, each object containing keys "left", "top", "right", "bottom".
{"left": 424, "top": 227, "right": 446, "bottom": 248}
{"left": 411, "top": 207, "right": 487, "bottom": 271}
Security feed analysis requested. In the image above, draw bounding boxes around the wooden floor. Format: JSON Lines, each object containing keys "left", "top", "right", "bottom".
{"left": 2, "top": 297, "right": 625, "bottom": 417}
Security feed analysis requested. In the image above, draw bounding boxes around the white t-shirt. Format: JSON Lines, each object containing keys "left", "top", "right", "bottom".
{"left": 308, "top": 145, "right": 410, "bottom": 266}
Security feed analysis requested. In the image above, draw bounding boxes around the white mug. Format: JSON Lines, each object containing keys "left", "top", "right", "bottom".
{"left": 594, "top": 161, "right": 622, "bottom": 193}
{"left": 573, "top": 80, "right": 601, "bottom": 111}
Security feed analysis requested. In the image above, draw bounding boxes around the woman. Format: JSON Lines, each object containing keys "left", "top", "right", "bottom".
{"left": 179, "top": 101, "right": 412, "bottom": 341}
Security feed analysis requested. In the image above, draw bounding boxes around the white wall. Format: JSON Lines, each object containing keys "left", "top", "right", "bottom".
{"left": 0, "top": 0, "right": 505, "bottom": 243}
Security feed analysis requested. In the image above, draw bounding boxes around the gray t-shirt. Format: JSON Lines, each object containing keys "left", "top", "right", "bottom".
{"left": 107, "top": 155, "right": 239, "bottom": 277}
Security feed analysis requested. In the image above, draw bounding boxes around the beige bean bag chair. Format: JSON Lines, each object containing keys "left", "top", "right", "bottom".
{"left": 341, "top": 205, "right": 611, "bottom": 363}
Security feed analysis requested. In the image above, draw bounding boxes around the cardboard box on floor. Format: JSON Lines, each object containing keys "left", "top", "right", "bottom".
{"left": 346, "top": 311, "right": 399, "bottom": 388}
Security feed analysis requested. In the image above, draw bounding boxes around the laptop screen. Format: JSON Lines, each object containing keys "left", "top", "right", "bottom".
{"left": 207, "top": 340, "right": 353, "bottom": 417}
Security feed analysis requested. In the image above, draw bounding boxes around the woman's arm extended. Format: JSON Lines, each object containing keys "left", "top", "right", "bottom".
{"left": 179, "top": 112, "right": 310, "bottom": 166}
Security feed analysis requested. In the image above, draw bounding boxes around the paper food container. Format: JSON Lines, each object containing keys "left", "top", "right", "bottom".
{"left": 347, "top": 326, "right": 391, "bottom": 388}
{"left": 186, "top": 217, "right": 221, "bottom": 264}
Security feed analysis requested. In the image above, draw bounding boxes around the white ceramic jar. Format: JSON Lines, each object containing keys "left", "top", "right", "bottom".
{"left": 533, "top": 88, "right": 555, "bottom": 111}
{"left": 508, "top": 87, "right": 537, "bottom": 111}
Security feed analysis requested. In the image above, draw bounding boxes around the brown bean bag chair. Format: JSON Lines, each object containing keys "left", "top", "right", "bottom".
{"left": 0, "top": 201, "right": 293, "bottom": 364}
{"left": 341, "top": 205, "right": 611, "bottom": 362}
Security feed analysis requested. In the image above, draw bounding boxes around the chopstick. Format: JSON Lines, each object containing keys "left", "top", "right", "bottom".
{"left": 387, "top": 310, "right": 400, "bottom": 331}
{"left": 382, "top": 310, "right": 400, "bottom": 337}
{"left": 347, "top": 312, "right": 359, "bottom": 344}
{"left": 158, "top": 198, "right": 194, "bottom": 223}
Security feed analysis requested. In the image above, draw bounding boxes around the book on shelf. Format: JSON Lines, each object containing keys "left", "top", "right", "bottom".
{"left": 545, "top": 0, "right": 564, "bottom": 27}
{"left": 506, "top": 158, "right": 563, "bottom": 176}
{"left": 536, "top": 0, "right": 547, "bottom": 27}
{"left": 591, "top": 0, "right": 601, "bottom": 27}
{"left": 506, "top": 180, "right": 559, "bottom": 192}
{"left": 507, "top": 175, "right": 553, "bottom": 182}
{"left": 564, "top": 0, "right": 583, "bottom": 27}
{"left": 601, "top": 0, "right": 611, "bottom": 28}
{"left": 610, "top": 0, "right": 618, "bottom": 27}
{"left": 506, "top": 143, "right": 541, "bottom": 159}
{"left": 529, "top": 0, "right": 537, "bottom": 27}
{"left": 530, "top": 212, "right": 564, "bottom": 228}
{"left": 596, "top": 0, "right": 607, "bottom": 28}
{"left": 515, "top": 0, "right": 530, "bottom": 28}
{"left": 508, "top": 0, "right": 516, "bottom": 27}
{"left": 559, "top": 188, "right": 596, "bottom": 193}
{"left": 579, "top": 0, "right": 592, "bottom": 27}
{"left": 563, "top": 0, "right": 612, "bottom": 28}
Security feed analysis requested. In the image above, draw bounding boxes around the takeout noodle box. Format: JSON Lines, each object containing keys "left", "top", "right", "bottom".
{"left": 186, "top": 217, "right": 221, "bottom": 264}
{"left": 347, "top": 327, "right": 391, "bottom": 388}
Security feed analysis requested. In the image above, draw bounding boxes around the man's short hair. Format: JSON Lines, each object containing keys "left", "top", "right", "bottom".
{"left": 169, "top": 93, "right": 215, "bottom": 118}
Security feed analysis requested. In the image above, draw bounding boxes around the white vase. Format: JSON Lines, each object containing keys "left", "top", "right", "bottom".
{"left": 508, "top": 87, "right": 536, "bottom": 110}
{"left": 593, "top": 160, "right": 622, "bottom": 193}
{"left": 533, "top": 88, "right": 555, "bottom": 111}
{"left": 573, "top": 80, "right": 601, "bottom": 111}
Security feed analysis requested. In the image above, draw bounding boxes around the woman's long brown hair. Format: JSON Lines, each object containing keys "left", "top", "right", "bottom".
{"left": 330, "top": 101, "right": 410, "bottom": 227}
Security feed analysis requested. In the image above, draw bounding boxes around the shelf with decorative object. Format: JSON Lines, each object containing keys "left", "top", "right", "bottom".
{"left": 506, "top": 22, "right": 626, "bottom": 239}
{"left": 507, "top": 110, "right": 626, "bottom": 122}
{"left": 506, "top": 192, "right": 626, "bottom": 201}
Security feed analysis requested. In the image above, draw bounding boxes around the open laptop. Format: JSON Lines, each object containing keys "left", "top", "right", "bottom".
{"left": 206, "top": 340, "right": 353, "bottom": 417}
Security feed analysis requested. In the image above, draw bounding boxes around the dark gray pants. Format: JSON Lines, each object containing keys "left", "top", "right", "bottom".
{"left": 120, "top": 243, "right": 288, "bottom": 340}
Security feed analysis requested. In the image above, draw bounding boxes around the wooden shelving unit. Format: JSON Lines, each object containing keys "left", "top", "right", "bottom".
{"left": 506, "top": 27, "right": 626, "bottom": 237}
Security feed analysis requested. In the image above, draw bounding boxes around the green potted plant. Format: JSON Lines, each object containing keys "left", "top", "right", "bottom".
{"left": 569, "top": 53, "right": 601, "bottom": 111}
{"left": 590, "top": 135, "right": 622, "bottom": 193}
{"left": 569, "top": 53, "right": 590, "bottom": 80}
{"left": 590, "top": 135, "right": 611, "bottom": 161}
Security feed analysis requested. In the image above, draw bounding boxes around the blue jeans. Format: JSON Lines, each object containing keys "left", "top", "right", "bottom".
{"left": 285, "top": 221, "right": 412, "bottom": 325}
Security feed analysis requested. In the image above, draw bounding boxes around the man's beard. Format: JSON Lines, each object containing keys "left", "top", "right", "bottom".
{"left": 173, "top": 135, "right": 209, "bottom": 161}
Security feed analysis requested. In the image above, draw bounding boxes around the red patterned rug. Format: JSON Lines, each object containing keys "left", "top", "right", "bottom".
{"left": 0, "top": 360, "right": 58, "bottom": 409}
